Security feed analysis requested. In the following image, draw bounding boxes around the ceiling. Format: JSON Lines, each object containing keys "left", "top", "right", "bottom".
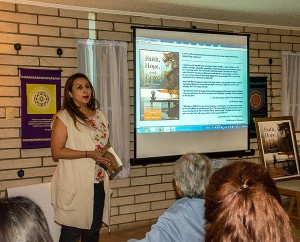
{"left": 8, "top": 0, "right": 300, "bottom": 28}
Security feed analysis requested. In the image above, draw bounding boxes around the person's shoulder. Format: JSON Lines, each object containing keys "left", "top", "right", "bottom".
{"left": 165, "top": 198, "right": 205, "bottom": 223}
{"left": 172, "top": 197, "right": 204, "bottom": 210}
{"left": 53, "top": 108, "right": 67, "bottom": 118}
{"left": 52, "top": 109, "right": 71, "bottom": 124}
{"left": 183, "top": 197, "right": 204, "bottom": 205}
{"left": 166, "top": 198, "right": 187, "bottom": 213}
{"left": 95, "top": 109, "right": 105, "bottom": 116}
{"left": 51, "top": 109, "right": 62, "bottom": 120}
{"left": 95, "top": 109, "right": 108, "bottom": 122}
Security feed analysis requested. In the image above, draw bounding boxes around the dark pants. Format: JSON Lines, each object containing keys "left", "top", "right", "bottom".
{"left": 59, "top": 183, "right": 105, "bottom": 242}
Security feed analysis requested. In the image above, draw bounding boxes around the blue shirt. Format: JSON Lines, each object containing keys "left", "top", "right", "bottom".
{"left": 127, "top": 197, "right": 205, "bottom": 242}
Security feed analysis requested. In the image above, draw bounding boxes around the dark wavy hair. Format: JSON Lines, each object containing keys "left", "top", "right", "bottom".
{"left": 0, "top": 196, "right": 53, "bottom": 242}
{"left": 205, "top": 161, "right": 294, "bottom": 242}
{"left": 63, "top": 73, "right": 100, "bottom": 127}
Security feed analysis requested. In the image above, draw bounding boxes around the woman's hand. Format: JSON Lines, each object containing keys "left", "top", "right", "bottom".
{"left": 101, "top": 141, "right": 111, "bottom": 154}
{"left": 88, "top": 150, "right": 111, "bottom": 168}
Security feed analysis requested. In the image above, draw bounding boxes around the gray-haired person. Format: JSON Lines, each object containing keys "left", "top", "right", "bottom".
{"left": 128, "top": 153, "right": 212, "bottom": 242}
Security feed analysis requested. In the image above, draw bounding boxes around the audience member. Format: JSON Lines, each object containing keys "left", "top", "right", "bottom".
{"left": 0, "top": 196, "right": 53, "bottom": 242}
{"left": 128, "top": 153, "right": 212, "bottom": 242}
{"left": 205, "top": 161, "right": 294, "bottom": 242}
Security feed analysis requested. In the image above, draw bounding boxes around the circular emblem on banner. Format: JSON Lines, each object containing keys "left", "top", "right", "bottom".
{"left": 250, "top": 92, "right": 262, "bottom": 110}
{"left": 31, "top": 89, "right": 51, "bottom": 110}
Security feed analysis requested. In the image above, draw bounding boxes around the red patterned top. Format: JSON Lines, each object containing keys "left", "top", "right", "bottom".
{"left": 88, "top": 110, "right": 109, "bottom": 183}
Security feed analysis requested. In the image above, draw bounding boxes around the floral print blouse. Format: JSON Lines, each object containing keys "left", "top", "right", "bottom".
{"left": 88, "top": 110, "right": 109, "bottom": 183}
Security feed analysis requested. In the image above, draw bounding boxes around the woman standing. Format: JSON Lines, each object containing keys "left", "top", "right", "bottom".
{"left": 51, "top": 73, "right": 111, "bottom": 242}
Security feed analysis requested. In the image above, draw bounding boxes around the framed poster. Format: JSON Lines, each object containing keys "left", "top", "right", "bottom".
{"left": 255, "top": 116, "right": 300, "bottom": 180}
{"left": 295, "top": 131, "right": 300, "bottom": 154}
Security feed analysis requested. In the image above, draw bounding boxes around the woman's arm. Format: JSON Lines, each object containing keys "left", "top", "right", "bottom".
{"left": 50, "top": 117, "right": 111, "bottom": 167}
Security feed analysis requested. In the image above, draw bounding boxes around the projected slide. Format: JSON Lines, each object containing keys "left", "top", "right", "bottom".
{"left": 136, "top": 34, "right": 248, "bottom": 134}
{"left": 133, "top": 27, "right": 249, "bottom": 159}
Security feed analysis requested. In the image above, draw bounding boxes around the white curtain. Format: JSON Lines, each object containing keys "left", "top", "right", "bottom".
{"left": 77, "top": 39, "right": 130, "bottom": 178}
{"left": 281, "top": 51, "right": 300, "bottom": 130}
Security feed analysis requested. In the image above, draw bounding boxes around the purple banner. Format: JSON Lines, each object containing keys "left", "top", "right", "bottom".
{"left": 21, "top": 68, "right": 61, "bottom": 149}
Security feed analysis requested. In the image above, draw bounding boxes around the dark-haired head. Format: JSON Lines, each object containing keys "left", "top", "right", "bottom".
{"left": 205, "top": 161, "right": 294, "bottom": 242}
{"left": 63, "top": 73, "right": 100, "bottom": 126}
{"left": 0, "top": 196, "right": 53, "bottom": 242}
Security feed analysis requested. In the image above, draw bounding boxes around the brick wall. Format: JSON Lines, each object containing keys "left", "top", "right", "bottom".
{"left": 0, "top": 1, "right": 300, "bottom": 231}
